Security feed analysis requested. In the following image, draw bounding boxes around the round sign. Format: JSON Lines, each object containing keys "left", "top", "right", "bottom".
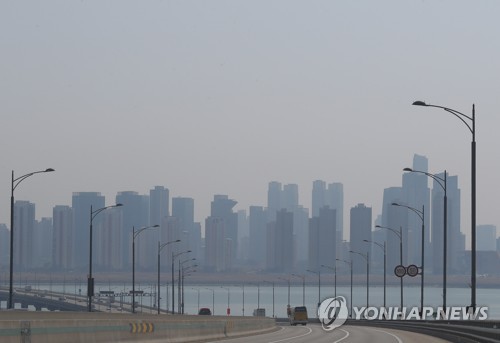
{"left": 407, "top": 264, "right": 419, "bottom": 277}
{"left": 394, "top": 265, "right": 406, "bottom": 278}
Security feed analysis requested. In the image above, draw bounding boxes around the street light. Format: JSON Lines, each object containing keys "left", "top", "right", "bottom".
{"left": 404, "top": 167, "right": 448, "bottom": 309}
{"left": 179, "top": 258, "right": 195, "bottom": 314}
{"left": 181, "top": 263, "right": 197, "bottom": 314}
{"left": 337, "top": 259, "right": 353, "bottom": 318}
{"left": 157, "top": 239, "right": 180, "bottom": 314}
{"left": 238, "top": 284, "right": 245, "bottom": 316}
{"left": 277, "top": 277, "right": 290, "bottom": 309}
{"left": 291, "top": 273, "right": 305, "bottom": 306}
{"left": 9, "top": 168, "right": 54, "bottom": 309}
{"left": 172, "top": 250, "right": 191, "bottom": 314}
{"left": 220, "top": 286, "right": 230, "bottom": 316}
{"left": 205, "top": 288, "right": 215, "bottom": 315}
{"left": 306, "top": 269, "right": 321, "bottom": 308}
{"left": 88, "top": 203, "right": 123, "bottom": 312}
{"left": 364, "top": 239, "right": 386, "bottom": 309}
{"left": 250, "top": 282, "right": 261, "bottom": 310}
{"left": 413, "top": 100, "right": 476, "bottom": 311}
{"left": 191, "top": 288, "right": 200, "bottom": 313}
{"left": 376, "top": 224, "right": 403, "bottom": 311}
{"left": 350, "top": 250, "right": 369, "bottom": 309}
{"left": 321, "top": 264, "right": 337, "bottom": 298}
{"left": 263, "top": 281, "right": 275, "bottom": 318}
{"left": 131, "top": 225, "right": 159, "bottom": 313}
{"left": 392, "top": 202, "right": 425, "bottom": 315}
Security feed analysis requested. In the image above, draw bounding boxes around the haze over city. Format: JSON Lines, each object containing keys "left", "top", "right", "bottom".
{"left": 1, "top": 0, "right": 500, "bottom": 250}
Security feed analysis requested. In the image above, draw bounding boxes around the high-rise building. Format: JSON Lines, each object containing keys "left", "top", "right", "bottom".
{"left": 477, "top": 225, "right": 497, "bottom": 251}
{"left": 33, "top": 217, "right": 52, "bottom": 269}
{"left": 249, "top": 206, "right": 267, "bottom": 268}
{"left": 267, "top": 181, "right": 282, "bottom": 222}
{"left": 326, "top": 183, "right": 344, "bottom": 259}
{"left": 172, "top": 197, "right": 201, "bottom": 260}
{"left": 402, "top": 154, "right": 430, "bottom": 268}
{"left": 13, "top": 200, "right": 35, "bottom": 270}
{"left": 209, "top": 195, "right": 238, "bottom": 268}
{"left": 350, "top": 203, "right": 372, "bottom": 274}
{"left": 309, "top": 206, "right": 336, "bottom": 270}
{"left": 204, "top": 217, "right": 225, "bottom": 272}
{"left": 237, "top": 210, "right": 249, "bottom": 261}
{"left": 266, "top": 209, "right": 294, "bottom": 272}
{"left": 72, "top": 192, "right": 105, "bottom": 270}
{"left": 96, "top": 208, "right": 123, "bottom": 270}
{"left": 381, "top": 187, "right": 408, "bottom": 273}
{"left": 312, "top": 181, "right": 344, "bottom": 259}
{"left": 0, "top": 224, "right": 9, "bottom": 267}
{"left": 282, "top": 184, "right": 299, "bottom": 212}
{"left": 150, "top": 186, "right": 169, "bottom": 225}
{"left": 160, "top": 216, "right": 182, "bottom": 271}
{"left": 431, "top": 173, "right": 463, "bottom": 274}
{"left": 116, "top": 191, "right": 149, "bottom": 269}
{"left": 312, "top": 180, "right": 327, "bottom": 218}
{"left": 52, "top": 205, "right": 73, "bottom": 270}
{"left": 294, "top": 206, "right": 309, "bottom": 265}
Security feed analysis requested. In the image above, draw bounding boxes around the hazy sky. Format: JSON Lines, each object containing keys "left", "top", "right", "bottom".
{"left": 1, "top": 1, "right": 499, "bottom": 246}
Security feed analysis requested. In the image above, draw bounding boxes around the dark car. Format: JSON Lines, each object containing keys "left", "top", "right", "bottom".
{"left": 198, "top": 308, "right": 212, "bottom": 315}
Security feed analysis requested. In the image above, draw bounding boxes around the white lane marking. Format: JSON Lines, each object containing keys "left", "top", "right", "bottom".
{"left": 268, "top": 326, "right": 312, "bottom": 343}
{"left": 372, "top": 328, "right": 404, "bottom": 343}
{"left": 332, "top": 328, "right": 350, "bottom": 343}
{"left": 205, "top": 326, "right": 285, "bottom": 343}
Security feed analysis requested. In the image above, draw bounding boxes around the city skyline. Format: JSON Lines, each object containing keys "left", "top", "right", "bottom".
{"left": 2, "top": 1, "right": 500, "bottom": 250}
{"left": 4, "top": 160, "right": 498, "bottom": 277}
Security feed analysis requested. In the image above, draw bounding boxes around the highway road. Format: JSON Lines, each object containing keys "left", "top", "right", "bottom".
{"left": 208, "top": 323, "right": 451, "bottom": 343}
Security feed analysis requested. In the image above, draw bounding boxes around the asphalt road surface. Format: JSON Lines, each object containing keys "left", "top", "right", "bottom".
{"left": 208, "top": 323, "right": 450, "bottom": 343}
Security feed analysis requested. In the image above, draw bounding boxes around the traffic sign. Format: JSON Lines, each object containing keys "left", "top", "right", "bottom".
{"left": 394, "top": 265, "right": 406, "bottom": 278}
{"left": 407, "top": 264, "right": 419, "bottom": 277}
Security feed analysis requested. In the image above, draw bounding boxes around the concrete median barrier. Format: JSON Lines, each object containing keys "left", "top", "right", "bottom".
{"left": 0, "top": 312, "right": 276, "bottom": 343}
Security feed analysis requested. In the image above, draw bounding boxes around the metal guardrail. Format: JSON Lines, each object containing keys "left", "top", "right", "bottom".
{"left": 276, "top": 316, "right": 500, "bottom": 342}
{"left": 349, "top": 319, "right": 500, "bottom": 343}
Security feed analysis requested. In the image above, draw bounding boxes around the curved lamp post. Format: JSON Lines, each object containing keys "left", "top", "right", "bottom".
{"left": 291, "top": 273, "right": 305, "bottom": 306}
{"left": 191, "top": 288, "right": 200, "bottom": 313}
{"left": 157, "top": 239, "right": 180, "bottom": 314}
{"left": 88, "top": 203, "right": 123, "bottom": 312}
{"left": 306, "top": 269, "right": 321, "bottom": 308}
{"left": 237, "top": 284, "right": 245, "bottom": 316}
{"left": 404, "top": 167, "right": 447, "bottom": 309}
{"left": 350, "top": 250, "right": 369, "bottom": 309}
{"left": 220, "top": 286, "right": 230, "bottom": 315}
{"left": 181, "top": 262, "right": 197, "bottom": 314}
{"left": 263, "top": 281, "right": 275, "bottom": 318}
{"left": 376, "top": 224, "right": 403, "bottom": 311}
{"left": 413, "top": 100, "right": 476, "bottom": 311}
{"left": 171, "top": 250, "right": 191, "bottom": 314}
{"left": 392, "top": 202, "right": 424, "bottom": 315}
{"left": 336, "top": 259, "right": 353, "bottom": 318}
{"left": 363, "top": 239, "right": 386, "bottom": 309}
{"left": 9, "top": 168, "right": 54, "bottom": 309}
{"left": 277, "top": 277, "right": 291, "bottom": 309}
{"left": 321, "top": 264, "right": 337, "bottom": 298}
{"left": 205, "top": 288, "right": 215, "bottom": 315}
{"left": 131, "top": 225, "right": 159, "bottom": 313}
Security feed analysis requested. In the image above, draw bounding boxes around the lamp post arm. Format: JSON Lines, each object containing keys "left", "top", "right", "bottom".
{"left": 133, "top": 224, "right": 159, "bottom": 240}
{"left": 12, "top": 168, "right": 55, "bottom": 192}
{"left": 91, "top": 204, "right": 123, "bottom": 222}
{"left": 404, "top": 169, "right": 446, "bottom": 192}
{"left": 392, "top": 203, "right": 424, "bottom": 222}
{"left": 414, "top": 101, "right": 474, "bottom": 135}
{"left": 376, "top": 225, "right": 402, "bottom": 240}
